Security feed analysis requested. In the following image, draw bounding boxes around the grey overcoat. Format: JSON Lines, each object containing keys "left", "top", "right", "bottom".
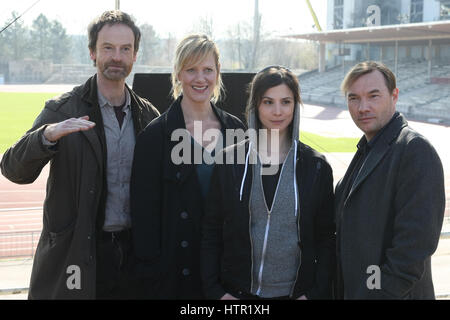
{"left": 335, "top": 113, "right": 445, "bottom": 299}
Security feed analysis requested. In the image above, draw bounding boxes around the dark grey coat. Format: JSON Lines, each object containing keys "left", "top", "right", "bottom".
{"left": 335, "top": 113, "right": 445, "bottom": 299}
{"left": 0, "top": 75, "right": 159, "bottom": 299}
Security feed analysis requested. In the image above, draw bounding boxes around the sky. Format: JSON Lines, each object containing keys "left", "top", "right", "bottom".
{"left": 1, "top": 0, "right": 328, "bottom": 39}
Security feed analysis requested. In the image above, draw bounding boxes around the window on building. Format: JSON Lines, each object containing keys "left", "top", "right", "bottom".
{"left": 334, "top": 0, "right": 344, "bottom": 29}
{"left": 440, "top": 0, "right": 450, "bottom": 20}
{"left": 410, "top": 0, "right": 424, "bottom": 23}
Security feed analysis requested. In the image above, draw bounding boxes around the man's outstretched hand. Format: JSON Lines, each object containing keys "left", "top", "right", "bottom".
{"left": 43, "top": 116, "right": 96, "bottom": 142}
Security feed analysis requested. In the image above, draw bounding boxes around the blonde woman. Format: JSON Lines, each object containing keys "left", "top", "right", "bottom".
{"left": 130, "top": 34, "right": 245, "bottom": 299}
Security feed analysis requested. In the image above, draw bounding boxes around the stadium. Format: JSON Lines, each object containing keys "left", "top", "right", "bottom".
{"left": 291, "top": 0, "right": 450, "bottom": 123}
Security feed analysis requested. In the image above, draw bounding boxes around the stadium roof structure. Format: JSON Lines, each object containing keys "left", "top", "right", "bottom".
{"left": 286, "top": 20, "right": 450, "bottom": 44}
{"left": 286, "top": 20, "right": 450, "bottom": 73}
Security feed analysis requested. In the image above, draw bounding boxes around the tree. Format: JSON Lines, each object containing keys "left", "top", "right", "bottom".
{"left": 224, "top": 21, "right": 254, "bottom": 70}
{"left": 259, "top": 38, "right": 318, "bottom": 71}
{"left": 50, "top": 20, "right": 71, "bottom": 63}
{"left": 221, "top": 0, "right": 265, "bottom": 71}
{"left": 0, "top": 11, "right": 28, "bottom": 61}
{"left": 250, "top": 0, "right": 262, "bottom": 70}
{"left": 30, "top": 14, "right": 52, "bottom": 60}
{"left": 163, "top": 33, "right": 177, "bottom": 66}
{"left": 70, "top": 34, "right": 91, "bottom": 64}
{"left": 29, "top": 13, "right": 71, "bottom": 63}
{"left": 191, "top": 15, "right": 214, "bottom": 38}
{"left": 137, "top": 23, "right": 160, "bottom": 66}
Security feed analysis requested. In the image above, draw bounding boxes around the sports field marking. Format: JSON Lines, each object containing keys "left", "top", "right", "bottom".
{"left": 0, "top": 208, "right": 42, "bottom": 212}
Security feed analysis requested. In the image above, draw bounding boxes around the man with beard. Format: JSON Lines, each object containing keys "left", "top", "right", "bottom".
{"left": 0, "top": 10, "right": 160, "bottom": 299}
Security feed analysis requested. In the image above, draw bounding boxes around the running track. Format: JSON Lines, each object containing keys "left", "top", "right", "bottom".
{"left": 0, "top": 165, "right": 46, "bottom": 258}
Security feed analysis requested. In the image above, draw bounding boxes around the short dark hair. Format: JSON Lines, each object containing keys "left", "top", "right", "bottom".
{"left": 245, "top": 65, "right": 301, "bottom": 128}
{"left": 341, "top": 61, "right": 397, "bottom": 95}
{"left": 88, "top": 10, "right": 141, "bottom": 55}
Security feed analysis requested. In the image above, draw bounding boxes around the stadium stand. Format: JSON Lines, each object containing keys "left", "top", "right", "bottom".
{"left": 290, "top": 19, "right": 450, "bottom": 123}
{"left": 299, "top": 59, "right": 450, "bottom": 122}
{"left": 44, "top": 64, "right": 172, "bottom": 85}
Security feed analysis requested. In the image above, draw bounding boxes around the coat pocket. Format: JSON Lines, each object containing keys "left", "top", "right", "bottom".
{"left": 47, "top": 220, "right": 76, "bottom": 248}
{"left": 29, "top": 221, "right": 77, "bottom": 298}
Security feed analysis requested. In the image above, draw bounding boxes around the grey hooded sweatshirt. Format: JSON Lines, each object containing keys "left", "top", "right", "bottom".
{"left": 241, "top": 103, "right": 302, "bottom": 298}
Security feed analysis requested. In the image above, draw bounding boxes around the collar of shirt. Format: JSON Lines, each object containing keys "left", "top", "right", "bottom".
{"left": 357, "top": 111, "right": 399, "bottom": 153}
{"left": 97, "top": 87, "right": 131, "bottom": 111}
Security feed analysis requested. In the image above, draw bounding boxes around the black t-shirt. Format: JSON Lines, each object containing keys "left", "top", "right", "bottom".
{"left": 262, "top": 163, "right": 282, "bottom": 210}
{"left": 343, "top": 112, "right": 399, "bottom": 200}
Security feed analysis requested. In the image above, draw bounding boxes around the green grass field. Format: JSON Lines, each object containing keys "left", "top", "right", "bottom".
{"left": 0, "top": 92, "right": 358, "bottom": 154}
{"left": 300, "top": 131, "right": 358, "bottom": 153}
{"left": 0, "top": 92, "right": 61, "bottom": 153}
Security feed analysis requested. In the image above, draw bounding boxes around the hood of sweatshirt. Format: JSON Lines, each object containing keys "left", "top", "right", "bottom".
{"left": 239, "top": 102, "right": 301, "bottom": 216}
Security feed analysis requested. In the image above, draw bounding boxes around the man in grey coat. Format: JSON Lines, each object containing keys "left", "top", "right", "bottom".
{"left": 0, "top": 11, "right": 159, "bottom": 299}
{"left": 335, "top": 61, "right": 445, "bottom": 299}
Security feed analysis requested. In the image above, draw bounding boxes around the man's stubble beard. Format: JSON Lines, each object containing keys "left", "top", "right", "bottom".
{"left": 100, "top": 61, "right": 133, "bottom": 81}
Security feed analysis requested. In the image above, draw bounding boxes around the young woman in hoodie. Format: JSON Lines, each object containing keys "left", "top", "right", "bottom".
{"left": 130, "top": 34, "right": 245, "bottom": 299}
{"left": 201, "top": 66, "right": 336, "bottom": 300}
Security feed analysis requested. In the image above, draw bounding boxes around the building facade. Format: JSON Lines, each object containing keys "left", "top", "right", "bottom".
{"left": 325, "top": 0, "right": 450, "bottom": 66}
{"left": 327, "top": 0, "right": 449, "bottom": 30}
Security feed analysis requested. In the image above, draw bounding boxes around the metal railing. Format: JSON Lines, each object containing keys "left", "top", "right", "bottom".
{"left": 0, "top": 229, "right": 449, "bottom": 299}
{"left": 0, "top": 228, "right": 448, "bottom": 259}
{"left": 0, "top": 230, "right": 41, "bottom": 259}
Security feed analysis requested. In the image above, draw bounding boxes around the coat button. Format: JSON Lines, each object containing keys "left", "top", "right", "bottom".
{"left": 181, "top": 240, "right": 189, "bottom": 248}
{"left": 182, "top": 268, "right": 190, "bottom": 276}
{"left": 89, "top": 189, "right": 94, "bottom": 194}
{"left": 180, "top": 211, "right": 188, "bottom": 219}
{"left": 176, "top": 172, "right": 181, "bottom": 180}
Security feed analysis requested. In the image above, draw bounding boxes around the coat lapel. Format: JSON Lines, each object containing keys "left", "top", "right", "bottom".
{"left": 80, "top": 75, "right": 106, "bottom": 170}
{"left": 164, "top": 97, "right": 196, "bottom": 185}
{"left": 164, "top": 96, "right": 237, "bottom": 185}
{"left": 346, "top": 139, "right": 389, "bottom": 201}
{"left": 127, "top": 83, "right": 145, "bottom": 136}
{"left": 81, "top": 128, "right": 104, "bottom": 169}
{"left": 345, "top": 114, "right": 408, "bottom": 204}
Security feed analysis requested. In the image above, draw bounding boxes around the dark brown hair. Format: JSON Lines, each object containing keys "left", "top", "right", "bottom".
{"left": 88, "top": 10, "right": 141, "bottom": 65}
{"left": 245, "top": 65, "right": 301, "bottom": 128}
{"left": 341, "top": 60, "right": 397, "bottom": 95}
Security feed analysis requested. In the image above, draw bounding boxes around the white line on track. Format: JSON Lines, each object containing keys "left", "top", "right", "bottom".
{"left": 0, "top": 207, "right": 42, "bottom": 212}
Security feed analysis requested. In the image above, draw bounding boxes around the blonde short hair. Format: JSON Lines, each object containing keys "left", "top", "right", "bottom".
{"left": 171, "top": 34, "right": 223, "bottom": 103}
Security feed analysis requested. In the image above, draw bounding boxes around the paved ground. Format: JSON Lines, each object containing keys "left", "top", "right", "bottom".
{"left": 1, "top": 238, "right": 449, "bottom": 300}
